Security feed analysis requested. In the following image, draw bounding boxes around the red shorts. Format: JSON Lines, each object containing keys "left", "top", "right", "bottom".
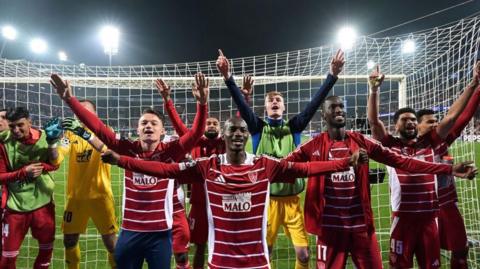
{"left": 389, "top": 215, "right": 440, "bottom": 269}
{"left": 189, "top": 203, "right": 208, "bottom": 244}
{"left": 316, "top": 230, "right": 382, "bottom": 269}
{"left": 172, "top": 209, "right": 190, "bottom": 254}
{"left": 2, "top": 203, "right": 55, "bottom": 256}
{"left": 438, "top": 203, "right": 468, "bottom": 251}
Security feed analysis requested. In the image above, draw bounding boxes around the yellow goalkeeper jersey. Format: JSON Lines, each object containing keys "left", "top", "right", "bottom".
{"left": 58, "top": 131, "right": 112, "bottom": 200}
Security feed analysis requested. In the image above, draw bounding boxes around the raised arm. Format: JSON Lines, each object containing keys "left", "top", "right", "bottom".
{"left": 177, "top": 73, "right": 209, "bottom": 151}
{"left": 156, "top": 79, "right": 189, "bottom": 136}
{"left": 436, "top": 61, "right": 480, "bottom": 139}
{"left": 50, "top": 74, "right": 122, "bottom": 151}
{"left": 288, "top": 50, "right": 343, "bottom": 132}
{"left": 216, "top": 49, "right": 264, "bottom": 134}
{"left": 447, "top": 86, "right": 480, "bottom": 143}
{"left": 367, "top": 65, "right": 388, "bottom": 141}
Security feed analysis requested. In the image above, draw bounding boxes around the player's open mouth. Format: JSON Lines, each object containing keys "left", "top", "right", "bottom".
{"left": 232, "top": 139, "right": 244, "bottom": 145}
{"left": 144, "top": 130, "right": 154, "bottom": 134}
{"left": 335, "top": 115, "right": 344, "bottom": 120}
{"left": 272, "top": 105, "right": 279, "bottom": 110}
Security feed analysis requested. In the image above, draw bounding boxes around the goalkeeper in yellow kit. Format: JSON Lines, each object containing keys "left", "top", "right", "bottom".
{"left": 56, "top": 100, "right": 118, "bottom": 269}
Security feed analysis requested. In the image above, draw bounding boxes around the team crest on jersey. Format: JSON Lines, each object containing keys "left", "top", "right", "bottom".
{"left": 222, "top": 192, "right": 252, "bottom": 212}
{"left": 330, "top": 167, "right": 355, "bottom": 183}
{"left": 248, "top": 171, "right": 258, "bottom": 183}
{"left": 132, "top": 172, "right": 158, "bottom": 188}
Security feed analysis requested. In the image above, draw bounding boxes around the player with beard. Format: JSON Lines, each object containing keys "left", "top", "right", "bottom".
{"left": 284, "top": 95, "right": 477, "bottom": 269}
{"left": 216, "top": 49, "right": 345, "bottom": 269}
{"left": 156, "top": 78, "right": 227, "bottom": 269}
{"left": 50, "top": 73, "right": 208, "bottom": 269}
{"left": 0, "top": 107, "right": 60, "bottom": 269}
{"left": 101, "top": 117, "right": 475, "bottom": 269}
{"left": 367, "top": 64, "right": 479, "bottom": 268}
{"left": 411, "top": 64, "right": 480, "bottom": 269}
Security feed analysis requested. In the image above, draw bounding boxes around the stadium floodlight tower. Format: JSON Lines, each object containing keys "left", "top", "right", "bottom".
{"left": 401, "top": 39, "right": 416, "bottom": 54}
{"left": 100, "top": 25, "right": 119, "bottom": 66}
{"left": 30, "top": 38, "right": 47, "bottom": 54}
{"left": 58, "top": 51, "right": 68, "bottom": 62}
{"left": 1, "top": 25, "right": 17, "bottom": 57}
{"left": 337, "top": 26, "right": 357, "bottom": 51}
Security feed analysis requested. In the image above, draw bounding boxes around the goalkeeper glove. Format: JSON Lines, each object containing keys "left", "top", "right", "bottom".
{"left": 43, "top": 117, "right": 63, "bottom": 144}
{"left": 62, "top": 117, "right": 92, "bottom": 141}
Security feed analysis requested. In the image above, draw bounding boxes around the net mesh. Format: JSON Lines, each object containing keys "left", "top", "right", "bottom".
{"left": 0, "top": 13, "right": 479, "bottom": 269}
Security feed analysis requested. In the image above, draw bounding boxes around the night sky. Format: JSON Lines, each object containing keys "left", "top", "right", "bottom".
{"left": 0, "top": 0, "right": 478, "bottom": 65}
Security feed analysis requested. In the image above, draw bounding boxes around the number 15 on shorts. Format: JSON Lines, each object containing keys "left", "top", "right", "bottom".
{"left": 390, "top": 239, "right": 403, "bottom": 255}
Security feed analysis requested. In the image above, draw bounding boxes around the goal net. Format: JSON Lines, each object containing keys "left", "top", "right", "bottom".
{"left": 1, "top": 13, "right": 480, "bottom": 269}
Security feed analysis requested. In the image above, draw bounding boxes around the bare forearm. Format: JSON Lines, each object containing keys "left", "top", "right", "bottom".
{"left": 367, "top": 90, "right": 388, "bottom": 140}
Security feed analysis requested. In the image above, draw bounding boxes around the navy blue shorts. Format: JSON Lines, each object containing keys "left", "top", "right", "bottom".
{"left": 115, "top": 229, "right": 172, "bottom": 269}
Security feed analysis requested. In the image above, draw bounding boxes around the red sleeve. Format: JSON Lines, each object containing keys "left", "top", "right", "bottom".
{"left": 67, "top": 97, "right": 130, "bottom": 153}
{"left": 165, "top": 99, "right": 189, "bottom": 136}
{"left": 117, "top": 155, "right": 202, "bottom": 183}
{"left": 177, "top": 103, "right": 207, "bottom": 153}
{"left": 284, "top": 139, "right": 312, "bottom": 162}
{"left": 267, "top": 157, "right": 350, "bottom": 182}
{"left": 0, "top": 144, "right": 27, "bottom": 183}
{"left": 446, "top": 88, "right": 480, "bottom": 144}
{"left": 359, "top": 134, "right": 452, "bottom": 174}
{"left": 41, "top": 162, "right": 59, "bottom": 172}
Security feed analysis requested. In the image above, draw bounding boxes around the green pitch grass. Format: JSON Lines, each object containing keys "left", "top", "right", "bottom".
{"left": 16, "top": 140, "right": 480, "bottom": 268}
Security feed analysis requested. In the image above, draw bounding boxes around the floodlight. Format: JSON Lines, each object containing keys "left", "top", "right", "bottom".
{"left": 337, "top": 27, "right": 357, "bottom": 50}
{"left": 2, "top": 25, "right": 17, "bottom": 40}
{"left": 30, "top": 38, "right": 47, "bottom": 54}
{"left": 100, "top": 25, "right": 119, "bottom": 56}
{"left": 367, "top": 60, "right": 376, "bottom": 69}
{"left": 58, "top": 51, "right": 67, "bottom": 61}
{"left": 401, "top": 39, "right": 416, "bottom": 54}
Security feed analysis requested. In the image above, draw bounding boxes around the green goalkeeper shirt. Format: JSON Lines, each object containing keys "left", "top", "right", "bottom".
{"left": 4, "top": 129, "right": 55, "bottom": 212}
{"left": 256, "top": 120, "right": 305, "bottom": 196}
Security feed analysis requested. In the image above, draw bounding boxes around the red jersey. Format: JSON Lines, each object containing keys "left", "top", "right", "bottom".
{"left": 286, "top": 131, "right": 452, "bottom": 236}
{"left": 117, "top": 152, "right": 351, "bottom": 268}
{"left": 380, "top": 131, "right": 448, "bottom": 217}
{"left": 67, "top": 96, "right": 207, "bottom": 232}
{"left": 164, "top": 98, "right": 226, "bottom": 205}
{"left": 323, "top": 140, "right": 366, "bottom": 232}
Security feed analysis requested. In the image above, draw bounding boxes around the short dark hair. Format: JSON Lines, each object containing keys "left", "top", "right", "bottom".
{"left": 416, "top": 109, "right": 435, "bottom": 123}
{"left": 0, "top": 108, "right": 7, "bottom": 113}
{"left": 78, "top": 99, "right": 96, "bottom": 111}
{"left": 322, "top": 95, "right": 343, "bottom": 111}
{"left": 142, "top": 107, "right": 165, "bottom": 124}
{"left": 6, "top": 107, "right": 30, "bottom": 122}
{"left": 393, "top": 107, "right": 416, "bottom": 123}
